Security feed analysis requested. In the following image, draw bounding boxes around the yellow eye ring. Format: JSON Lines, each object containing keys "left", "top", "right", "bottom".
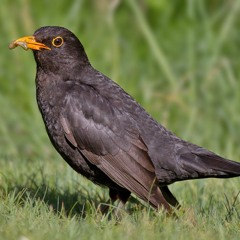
{"left": 52, "top": 36, "right": 64, "bottom": 47}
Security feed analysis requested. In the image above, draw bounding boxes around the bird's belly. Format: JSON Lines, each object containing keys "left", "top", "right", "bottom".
{"left": 42, "top": 113, "right": 120, "bottom": 189}
{"left": 38, "top": 104, "right": 90, "bottom": 175}
{"left": 44, "top": 119, "right": 92, "bottom": 175}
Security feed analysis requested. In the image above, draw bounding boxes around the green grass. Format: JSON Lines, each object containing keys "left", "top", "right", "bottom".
{"left": 0, "top": 0, "right": 240, "bottom": 239}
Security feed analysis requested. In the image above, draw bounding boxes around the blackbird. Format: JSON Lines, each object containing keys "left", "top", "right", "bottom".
{"left": 9, "top": 26, "right": 240, "bottom": 213}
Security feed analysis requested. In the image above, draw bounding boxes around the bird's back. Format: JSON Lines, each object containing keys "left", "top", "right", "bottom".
{"left": 86, "top": 69, "right": 240, "bottom": 185}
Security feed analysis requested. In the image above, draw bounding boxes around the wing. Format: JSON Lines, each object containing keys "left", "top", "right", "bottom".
{"left": 60, "top": 83, "right": 165, "bottom": 208}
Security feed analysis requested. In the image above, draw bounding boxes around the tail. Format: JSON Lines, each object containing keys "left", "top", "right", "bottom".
{"left": 178, "top": 146, "right": 240, "bottom": 181}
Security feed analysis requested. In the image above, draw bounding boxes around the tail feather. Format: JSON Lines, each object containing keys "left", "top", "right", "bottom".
{"left": 180, "top": 147, "right": 240, "bottom": 180}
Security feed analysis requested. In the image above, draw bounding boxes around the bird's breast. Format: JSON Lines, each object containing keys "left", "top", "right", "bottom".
{"left": 36, "top": 85, "right": 65, "bottom": 145}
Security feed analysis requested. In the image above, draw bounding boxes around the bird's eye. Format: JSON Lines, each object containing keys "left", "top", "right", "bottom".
{"left": 52, "top": 36, "right": 64, "bottom": 47}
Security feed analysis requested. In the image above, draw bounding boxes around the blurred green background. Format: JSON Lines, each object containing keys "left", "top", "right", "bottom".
{"left": 0, "top": 1, "right": 240, "bottom": 239}
{"left": 1, "top": 0, "right": 240, "bottom": 160}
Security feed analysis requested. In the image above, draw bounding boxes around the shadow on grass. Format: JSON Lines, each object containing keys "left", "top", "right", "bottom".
{"left": 0, "top": 169, "right": 143, "bottom": 219}
{"left": 2, "top": 168, "right": 240, "bottom": 221}
{"left": 1, "top": 166, "right": 239, "bottom": 222}
{"left": 10, "top": 184, "right": 90, "bottom": 217}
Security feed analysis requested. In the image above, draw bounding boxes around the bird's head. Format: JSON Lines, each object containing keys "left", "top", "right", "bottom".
{"left": 9, "top": 26, "right": 90, "bottom": 75}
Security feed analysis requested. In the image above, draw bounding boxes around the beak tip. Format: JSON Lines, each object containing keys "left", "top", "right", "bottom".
{"left": 8, "top": 41, "right": 17, "bottom": 50}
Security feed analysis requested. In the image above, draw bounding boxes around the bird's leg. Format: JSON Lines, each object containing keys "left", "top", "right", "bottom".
{"left": 99, "top": 188, "right": 118, "bottom": 215}
{"left": 99, "top": 188, "right": 131, "bottom": 220}
{"left": 114, "top": 190, "right": 131, "bottom": 220}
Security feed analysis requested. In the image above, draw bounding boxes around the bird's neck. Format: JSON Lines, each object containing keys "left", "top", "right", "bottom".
{"left": 35, "top": 66, "right": 62, "bottom": 108}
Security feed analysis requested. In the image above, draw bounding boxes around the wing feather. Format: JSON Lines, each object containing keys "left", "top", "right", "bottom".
{"left": 60, "top": 84, "right": 161, "bottom": 206}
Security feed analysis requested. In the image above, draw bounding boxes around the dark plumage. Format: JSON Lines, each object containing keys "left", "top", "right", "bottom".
{"left": 9, "top": 26, "right": 240, "bottom": 213}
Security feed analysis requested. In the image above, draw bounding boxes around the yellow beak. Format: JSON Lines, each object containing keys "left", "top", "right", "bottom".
{"left": 9, "top": 36, "right": 51, "bottom": 51}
